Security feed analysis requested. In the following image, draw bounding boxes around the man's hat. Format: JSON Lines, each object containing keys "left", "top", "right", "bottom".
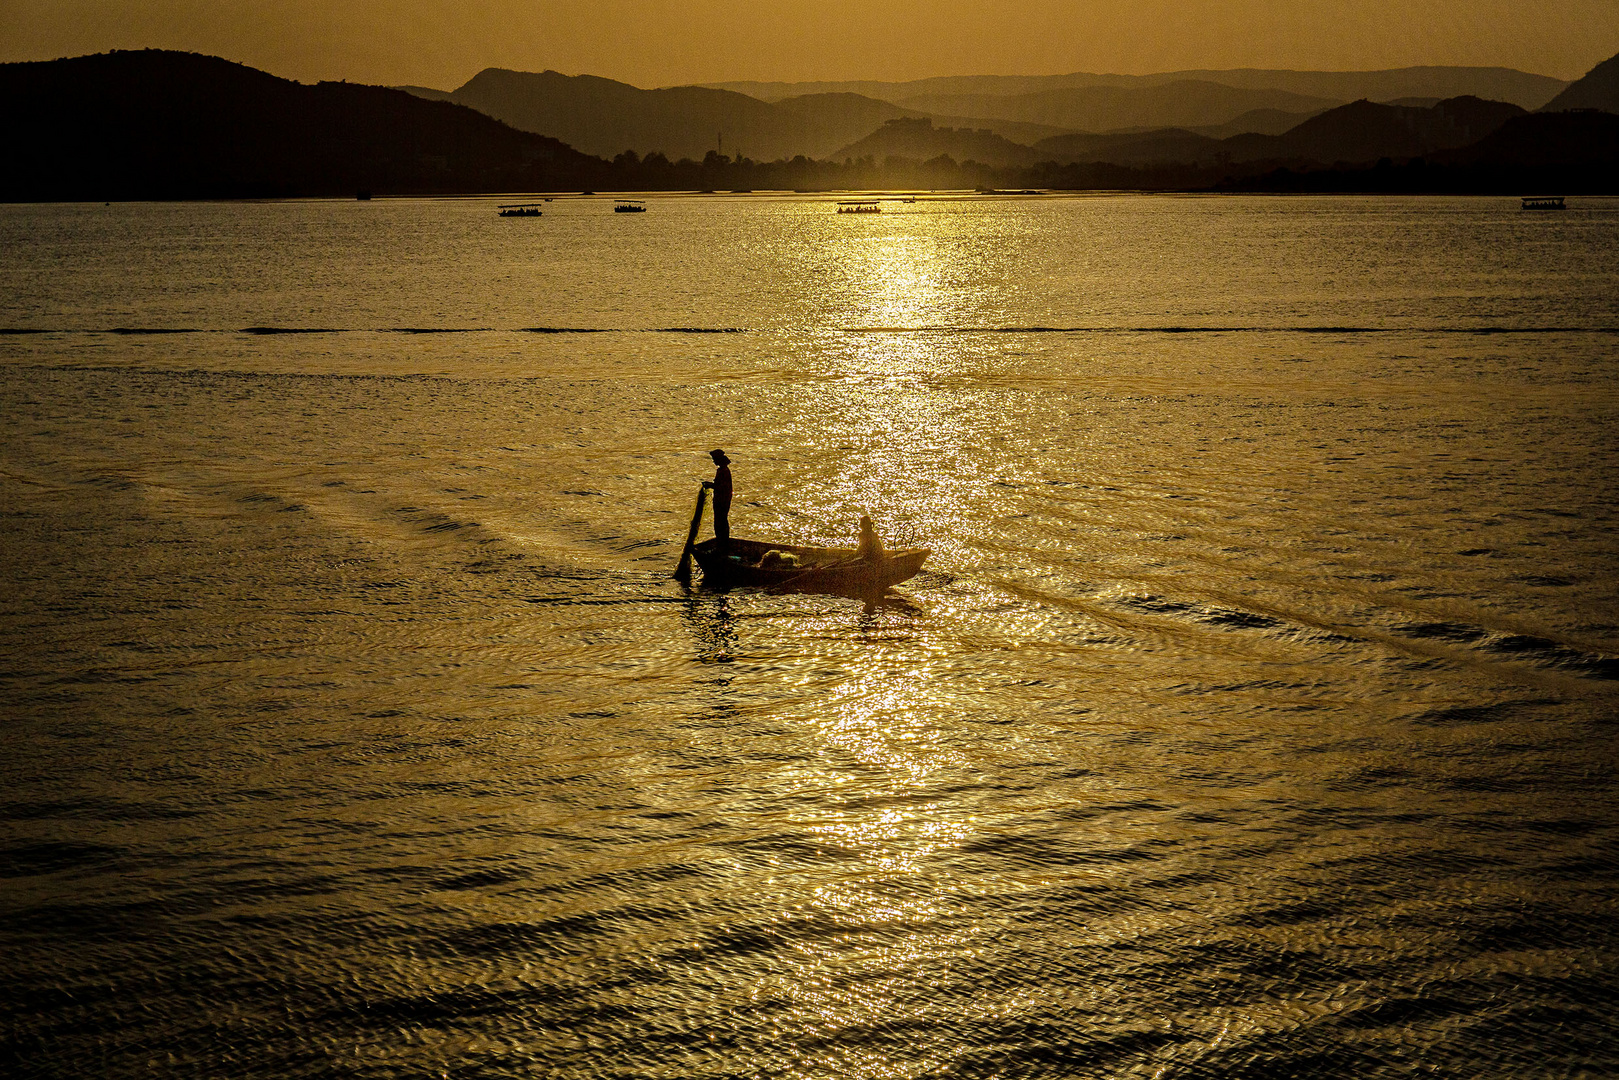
{"left": 709, "top": 448, "right": 730, "bottom": 464}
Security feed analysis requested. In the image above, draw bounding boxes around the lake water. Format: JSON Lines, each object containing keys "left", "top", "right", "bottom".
{"left": 3, "top": 194, "right": 1618, "bottom": 1078}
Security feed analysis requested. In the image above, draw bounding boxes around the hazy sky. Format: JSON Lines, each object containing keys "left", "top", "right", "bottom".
{"left": 4, "top": 1, "right": 1616, "bottom": 89}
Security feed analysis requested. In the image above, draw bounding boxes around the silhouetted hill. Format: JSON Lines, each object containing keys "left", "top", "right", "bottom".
{"left": 413, "top": 69, "right": 1074, "bottom": 161}
{"left": 1215, "top": 108, "right": 1619, "bottom": 193}
{"left": 1186, "top": 107, "right": 1328, "bottom": 138}
{"left": 707, "top": 67, "right": 1567, "bottom": 110}
{"left": 709, "top": 74, "right": 1141, "bottom": 101}
{"left": 1153, "top": 68, "right": 1565, "bottom": 109}
{"left": 1442, "top": 110, "right": 1619, "bottom": 166}
{"left": 1430, "top": 95, "right": 1533, "bottom": 141}
{"left": 0, "top": 50, "right": 605, "bottom": 199}
{"left": 899, "top": 81, "right": 1339, "bottom": 134}
{"left": 445, "top": 69, "right": 798, "bottom": 160}
{"left": 1249, "top": 96, "right": 1521, "bottom": 162}
{"left": 773, "top": 93, "right": 1074, "bottom": 155}
{"left": 833, "top": 118, "right": 1044, "bottom": 167}
{"left": 1227, "top": 99, "right": 1436, "bottom": 162}
{"left": 1538, "top": 51, "right": 1619, "bottom": 113}
{"left": 922, "top": 115, "right": 1078, "bottom": 146}
{"left": 772, "top": 91, "right": 919, "bottom": 134}
{"left": 393, "top": 84, "right": 455, "bottom": 102}
{"left": 1031, "top": 96, "right": 1524, "bottom": 168}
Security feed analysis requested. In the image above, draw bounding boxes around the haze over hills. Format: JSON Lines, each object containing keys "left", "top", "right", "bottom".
{"left": 1187, "top": 108, "right": 1327, "bottom": 138}
{"left": 776, "top": 94, "right": 1075, "bottom": 149}
{"left": 4, "top": 48, "right": 1617, "bottom": 201}
{"left": 399, "top": 69, "right": 1076, "bottom": 160}
{"left": 444, "top": 69, "right": 834, "bottom": 161}
{"left": 404, "top": 63, "right": 1580, "bottom": 167}
{"left": 704, "top": 67, "right": 1569, "bottom": 110}
{"left": 398, "top": 63, "right": 1580, "bottom": 167}
{"left": 850, "top": 96, "right": 1531, "bottom": 170}
{"left": 836, "top": 118, "right": 1045, "bottom": 169}
{"left": 898, "top": 81, "right": 1340, "bottom": 133}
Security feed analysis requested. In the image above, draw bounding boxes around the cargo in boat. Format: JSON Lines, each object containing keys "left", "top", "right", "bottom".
{"left": 690, "top": 537, "right": 928, "bottom": 593}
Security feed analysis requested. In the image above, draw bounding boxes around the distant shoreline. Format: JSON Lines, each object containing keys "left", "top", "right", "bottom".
{"left": 8, "top": 188, "right": 1618, "bottom": 205}
{"left": 5, "top": 50, "right": 1615, "bottom": 202}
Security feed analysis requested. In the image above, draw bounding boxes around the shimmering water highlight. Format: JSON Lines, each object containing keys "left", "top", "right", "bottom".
{"left": 2, "top": 195, "right": 1617, "bottom": 1079}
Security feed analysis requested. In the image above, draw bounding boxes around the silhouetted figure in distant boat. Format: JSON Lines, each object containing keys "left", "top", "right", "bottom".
{"left": 856, "top": 515, "right": 884, "bottom": 561}
{"left": 703, "top": 449, "right": 732, "bottom": 551}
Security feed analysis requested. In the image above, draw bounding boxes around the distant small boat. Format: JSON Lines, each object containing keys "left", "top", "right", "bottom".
{"left": 1521, "top": 196, "right": 1566, "bottom": 210}
{"left": 614, "top": 201, "right": 648, "bottom": 213}
{"left": 498, "top": 203, "right": 542, "bottom": 217}
{"left": 837, "top": 200, "right": 881, "bottom": 214}
{"left": 690, "top": 537, "right": 928, "bottom": 594}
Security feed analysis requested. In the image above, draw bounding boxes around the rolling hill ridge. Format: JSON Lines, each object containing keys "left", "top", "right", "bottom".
{"left": 704, "top": 67, "right": 1568, "bottom": 110}
{"left": 0, "top": 50, "right": 604, "bottom": 199}
{"left": 3, "top": 49, "right": 1615, "bottom": 200}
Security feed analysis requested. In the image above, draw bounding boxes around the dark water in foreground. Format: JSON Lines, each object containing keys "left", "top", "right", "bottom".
{"left": 2, "top": 195, "right": 1618, "bottom": 1078}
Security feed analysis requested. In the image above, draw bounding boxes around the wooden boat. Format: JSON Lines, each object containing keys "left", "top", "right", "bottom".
{"left": 1521, "top": 196, "right": 1566, "bottom": 210}
{"left": 498, "top": 203, "right": 542, "bottom": 217}
{"left": 837, "top": 200, "right": 881, "bottom": 214}
{"left": 690, "top": 536, "right": 929, "bottom": 593}
{"left": 614, "top": 200, "right": 648, "bottom": 213}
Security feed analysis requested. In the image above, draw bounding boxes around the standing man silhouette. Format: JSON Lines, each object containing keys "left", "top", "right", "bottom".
{"left": 703, "top": 449, "right": 733, "bottom": 552}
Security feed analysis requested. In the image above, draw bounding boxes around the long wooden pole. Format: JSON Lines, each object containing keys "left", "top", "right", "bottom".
{"left": 673, "top": 484, "right": 709, "bottom": 581}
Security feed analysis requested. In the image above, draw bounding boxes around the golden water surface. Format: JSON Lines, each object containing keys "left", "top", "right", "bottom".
{"left": 2, "top": 195, "right": 1617, "bottom": 1078}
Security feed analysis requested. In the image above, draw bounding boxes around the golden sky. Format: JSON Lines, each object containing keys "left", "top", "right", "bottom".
{"left": 4, "top": 0, "right": 1616, "bottom": 88}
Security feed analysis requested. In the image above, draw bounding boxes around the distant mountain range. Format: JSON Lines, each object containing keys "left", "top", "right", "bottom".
{"left": 892, "top": 81, "right": 1342, "bottom": 133}
{"left": 397, "top": 69, "right": 1073, "bottom": 160}
{"left": 396, "top": 64, "right": 1577, "bottom": 165}
{"left": 420, "top": 69, "right": 895, "bottom": 161}
{"left": 1187, "top": 108, "right": 1328, "bottom": 139}
{"left": 1029, "top": 96, "right": 1526, "bottom": 166}
{"left": 704, "top": 67, "right": 1570, "bottom": 110}
{"left": 835, "top": 96, "right": 1531, "bottom": 170}
{"left": 821, "top": 57, "right": 1617, "bottom": 172}
{"left": 836, "top": 118, "right": 1044, "bottom": 168}
{"left": 2, "top": 48, "right": 1616, "bottom": 200}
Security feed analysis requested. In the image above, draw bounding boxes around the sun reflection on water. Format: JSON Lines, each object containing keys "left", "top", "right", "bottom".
{"left": 845, "top": 236, "right": 945, "bottom": 331}
{"left": 782, "top": 209, "right": 1019, "bottom": 559}
{"left": 744, "top": 661, "right": 987, "bottom": 1079}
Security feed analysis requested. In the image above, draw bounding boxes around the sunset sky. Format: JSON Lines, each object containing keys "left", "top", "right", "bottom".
{"left": 4, "top": 0, "right": 1616, "bottom": 89}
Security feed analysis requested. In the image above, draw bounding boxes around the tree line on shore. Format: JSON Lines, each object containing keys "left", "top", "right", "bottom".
{"left": 597, "top": 138, "right": 1619, "bottom": 195}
